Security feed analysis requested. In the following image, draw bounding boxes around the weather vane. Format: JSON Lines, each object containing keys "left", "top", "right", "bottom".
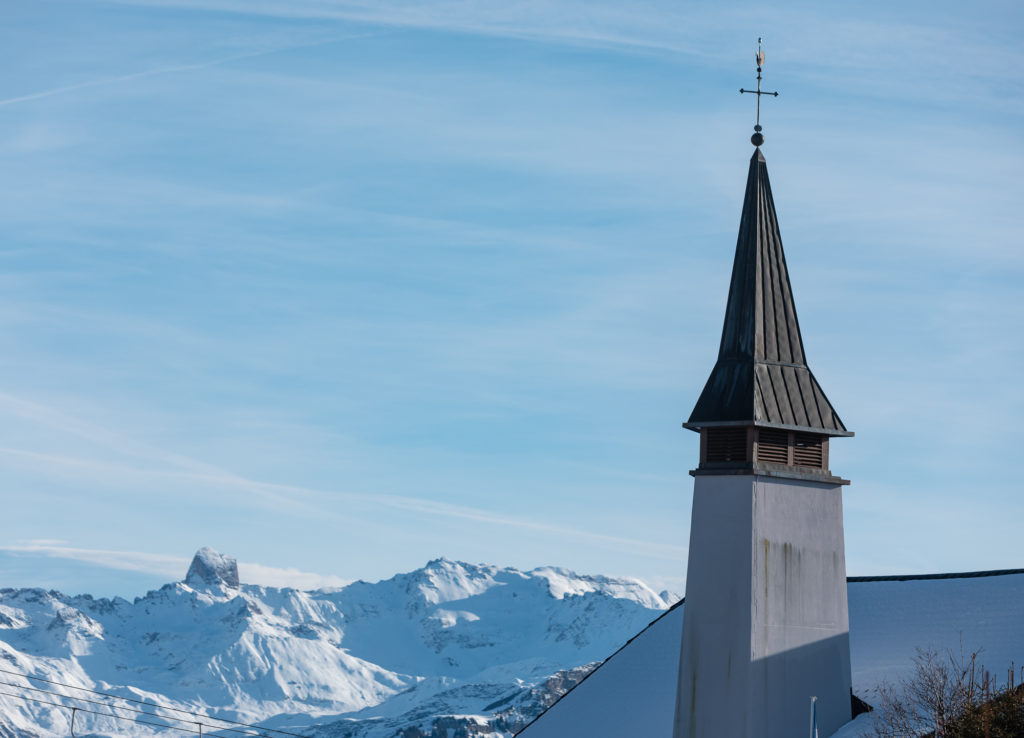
{"left": 739, "top": 38, "right": 778, "bottom": 146}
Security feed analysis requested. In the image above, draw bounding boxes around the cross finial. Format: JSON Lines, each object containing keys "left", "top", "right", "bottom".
{"left": 739, "top": 38, "right": 779, "bottom": 147}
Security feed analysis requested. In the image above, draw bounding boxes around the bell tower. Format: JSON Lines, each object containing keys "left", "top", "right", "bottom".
{"left": 672, "top": 45, "right": 853, "bottom": 738}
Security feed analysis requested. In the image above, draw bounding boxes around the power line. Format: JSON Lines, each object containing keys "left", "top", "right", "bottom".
{"left": 0, "top": 679, "right": 277, "bottom": 737}
{"left": 0, "top": 668, "right": 312, "bottom": 737}
{"left": 0, "top": 689, "right": 203, "bottom": 735}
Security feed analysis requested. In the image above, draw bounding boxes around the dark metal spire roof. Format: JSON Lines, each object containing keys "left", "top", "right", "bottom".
{"left": 686, "top": 148, "right": 850, "bottom": 436}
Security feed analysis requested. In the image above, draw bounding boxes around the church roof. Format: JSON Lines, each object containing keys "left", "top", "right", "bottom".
{"left": 516, "top": 569, "right": 1024, "bottom": 737}
{"left": 686, "top": 148, "right": 850, "bottom": 436}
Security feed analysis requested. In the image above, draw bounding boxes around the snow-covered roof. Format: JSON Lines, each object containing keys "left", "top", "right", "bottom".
{"left": 517, "top": 569, "right": 1024, "bottom": 737}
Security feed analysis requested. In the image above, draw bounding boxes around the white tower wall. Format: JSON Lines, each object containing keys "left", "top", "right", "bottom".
{"left": 673, "top": 473, "right": 851, "bottom": 738}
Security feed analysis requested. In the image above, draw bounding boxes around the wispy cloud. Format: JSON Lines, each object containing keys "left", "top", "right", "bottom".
{"left": 0, "top": 542, "right": 351, "bottom": 590}
{"left": 0, "top": 393, "right": 684, "bottom": 561}
{"left": 237, "top": 562, "right": 350, "bottom": 590}
{"left": 1, "top": 542, "right": 187, "bottom": 580}
{"left": 100, "top": 0, "right": 1021, "bottom": 110}
{"left": 3, "top": 0, "right": 1020, "bottom": 594}
{"left": 103, "top": 0, "right": 704, "bottom": 57}
{"left": 371, "top": 495, "right": 686, "bottom": 560}
{"left": 0, "top": 34, "right": 351, "bottom": 109}
{"left": 0, "top": 443, "right": 685, "bottom": 561}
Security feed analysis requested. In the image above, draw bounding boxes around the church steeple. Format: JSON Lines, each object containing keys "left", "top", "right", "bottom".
{"left": 685, "top": 147, "right": 849, "bottom": 477}
{"left": 687, "top": 148, "right": 847, "bottom": 435}
{"left": 672, "top": 45, "right": 855, "bottom": 738}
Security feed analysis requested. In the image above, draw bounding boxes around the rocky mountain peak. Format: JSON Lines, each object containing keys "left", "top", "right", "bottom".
{"left": 185, "top": 547, "right": 240, "bottom": 589}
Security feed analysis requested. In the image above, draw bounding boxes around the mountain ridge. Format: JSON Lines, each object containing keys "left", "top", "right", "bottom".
{"left": 0, "top": 548, "right": 670, "bottom": 737}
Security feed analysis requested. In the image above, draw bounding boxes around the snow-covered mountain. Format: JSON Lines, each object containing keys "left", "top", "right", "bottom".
{"left": 0, "top": 548, "right": 671, "bottom": 737}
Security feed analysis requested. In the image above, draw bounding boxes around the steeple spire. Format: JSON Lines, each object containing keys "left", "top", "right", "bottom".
{"left": 686, "top": 148, "right": 849, "bottom": 437}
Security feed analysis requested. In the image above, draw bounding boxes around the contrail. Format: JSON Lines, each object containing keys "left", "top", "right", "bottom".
{"left": 0, "top": 35, "right": 346, "bottom": 108}
{"left": 0, "top": 443, "right": 685, "bottom": 561}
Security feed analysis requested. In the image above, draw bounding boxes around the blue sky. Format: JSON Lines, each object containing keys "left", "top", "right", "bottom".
{"left": 0, "top": 0, "right": 1021, "bottom": 598}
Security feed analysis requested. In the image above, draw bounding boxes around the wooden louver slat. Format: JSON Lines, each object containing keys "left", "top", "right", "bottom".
{"left": 701, "top": 427, "right": 828, "bottom": 472}
{"left": 705, "top": 427, "right": 748, "bottom": 463}
{"left": 793, "top": 433, "right": 824, "bottom": 468}
{"left": 756, "top": 428, "right": 789, "bottom": 464}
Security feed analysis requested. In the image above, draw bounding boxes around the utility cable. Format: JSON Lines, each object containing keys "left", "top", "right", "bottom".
{"left": 0, "top": 668, "right": 311, "bottom": 737}
{"left": 0, "top": 689, "right": 203, "bottom": 735}
{"left": 0, "top": 679, "right": 277, "bottom": 737}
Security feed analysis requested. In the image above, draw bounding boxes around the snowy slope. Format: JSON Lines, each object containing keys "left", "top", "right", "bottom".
{"left": 0, "top": 549, "right": 668, "bottom": 737}
{"left": 517, "top": 570, "right": 1024, "bottom": 738}
{"left": 6, "top": 552, "right": 1018, "bottom": 738}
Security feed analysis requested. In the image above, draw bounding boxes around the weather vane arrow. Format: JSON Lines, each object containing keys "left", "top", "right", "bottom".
{"left": 739, "top": 37, "right": 778, "bottom": 146}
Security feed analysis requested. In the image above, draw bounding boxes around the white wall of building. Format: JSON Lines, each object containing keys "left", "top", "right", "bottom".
{"left": 673, "top": 474, "right": 851, "bottom": 738}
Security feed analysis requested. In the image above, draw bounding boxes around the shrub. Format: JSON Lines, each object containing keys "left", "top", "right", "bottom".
{"left": 871, "top": 646, "right": 1024, "bottom": 738}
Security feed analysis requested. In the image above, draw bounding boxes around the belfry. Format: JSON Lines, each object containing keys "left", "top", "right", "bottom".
{"left": 672, "top": 45, "right": 853, "bottom": 738}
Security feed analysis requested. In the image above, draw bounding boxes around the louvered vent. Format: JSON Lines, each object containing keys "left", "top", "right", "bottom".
{"left": 794, "top": 433, "right": 824, "bottom": 468}
{"left": 705, "top": 427, "right": 748, "bottom": 463}
{"left": 756, "top": 428, "right": 790, "bottom": 465}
